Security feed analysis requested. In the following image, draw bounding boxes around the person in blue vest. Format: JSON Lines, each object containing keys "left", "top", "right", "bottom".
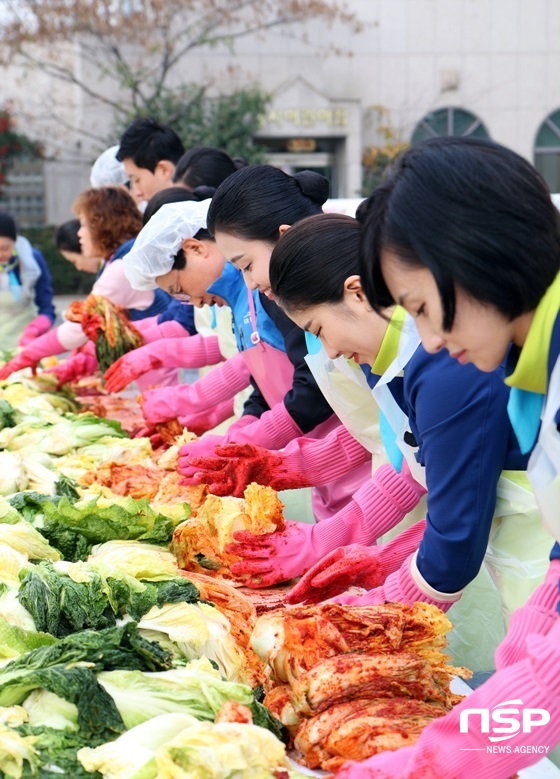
{"left": 122, "top": 198, "right": 289, "bottom": 432}
{"left": 0, "top": 187, "right": 176, "bottom": 389}
{"left": 335, "top": 137, "right": 560, "bottom": 778}
{"left": 0, "top": 211, "right": 55, "bottom": 351}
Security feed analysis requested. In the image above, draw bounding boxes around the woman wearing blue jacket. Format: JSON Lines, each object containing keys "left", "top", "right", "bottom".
{"left": 251, "top": 213, "right": 550, "bottom": 669}
{"left": 336, "top": 136, "right": 560, "bottom": 779}
{"left": 0, "top": 211, "right": 55, "bottom": 350}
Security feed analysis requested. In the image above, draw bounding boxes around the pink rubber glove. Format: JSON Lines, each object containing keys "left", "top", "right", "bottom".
{"left": 225, "top": 472, "right": 426, "bottom": 588}
{"left": 44, "top": 342, "right": 98, "bottom": 387}
{"left": 286, "top": 521, "right": 427, "bottom": 604}
{"left": 494, "top": 557, "right": 560, "bottom": 670}
{"left": 140, "top": 351, "right": 251, "bottom": 425}
{"left": 336, "top": 618, "right": 560, "bottom": 779}
{"left": 0, "top": 352, "right": 38, "bottom": 380}
{"left": 181, "top": 425, "right": 370, "bottom": 497}
{"left": 217, "top": 401, "right": 303, "bottom": 450}
{"left": 18, "top": 314, "right": 53, "bottom": 347}
{"left": 132, "top": 316, "right": 190, "bottom": 343}
{"left": 335, "top": 552, "right": 462, "bottom": 612}
{"left": 104, "top": 334, "right": 223, "bottom": 393}
{"left": 0, "top": 329, "right": 64, "bottom": 379}
{"left": 178, "top": 398, "right": 235, "bottom": 437}
{"left": 224, "top": 414, "right": 259, "bottom": 434}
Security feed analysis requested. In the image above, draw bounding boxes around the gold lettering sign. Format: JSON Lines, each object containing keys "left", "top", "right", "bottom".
{"left": 261, "top": 107, "right": 348, "bottom": 128}
{"left": 286, "top": 138, "right": 317, "bottom": 152}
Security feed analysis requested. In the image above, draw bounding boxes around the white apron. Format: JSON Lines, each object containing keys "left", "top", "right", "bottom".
{"left": 371, "top": 319, "right": 549, "bottom": 669}
{"left": 527, "top": 354, "right": 560, "bottom": 545}
{"left": 303, "top": 342, "right": 380, "bottom": 521}
{"left": 0, "top": 238, "right": 41, "bottom": 351}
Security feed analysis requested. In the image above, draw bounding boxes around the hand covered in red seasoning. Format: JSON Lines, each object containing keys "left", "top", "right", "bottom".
{"left": 286, "top": 520, "right": 428, "bottom": 605}
{"left": 181, "top": 442, "right": 311, "bottom": 497}
{"left": 104, "top": 350, "right": 163, "bottom": 393}
{"left": 285, "top": 544, "right": 389, "bottom": 605}
{"left": 226, "top": 521, "right": 315, "bottom": 587}
{"left": 0, "top": 352, "right": 38, "bottom": 380}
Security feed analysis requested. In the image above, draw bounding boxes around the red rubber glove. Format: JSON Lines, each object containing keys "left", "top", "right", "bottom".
{"left": 337, "top": 618, "right": 560, "bottom": 779}
{"left": 140, "top": 352, "right": 251, "bottom": 425}
{"left": 44, "top": 342, "right": 98, "bottom": 387}
{"left": 285, "top": 520, "right": 427, "bottom": 604}
{"left": 18, "top": 314, "right": 53, "bottom": 347}
{"left": 334, "top": 552, "right": 462, "bottom": 613}
{"left": 181, "top": 425, "right": 370, "bottom": 497}
{"left": 105, "top": 349, "right": 165, "bottom": 393}
{"left": 177, "top": 416, "right": 259, "bottom": 479}
{"left": 104, "top": 334, "right": 223, "bottom": 393}
{"left": 179, "top": 402, "right": 303, "bottom": 471}
{"left": 182, "top": 442, "right": 312, "bottom": 496}
{"left": 494, "top": 558, "right": 560, "bottom": 670}
{"left": 225, "top": 470, "right": 426, "bottom": 588}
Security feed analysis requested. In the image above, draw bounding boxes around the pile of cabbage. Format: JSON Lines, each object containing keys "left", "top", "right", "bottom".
{"left": 0, "top": 376, "right": 152, "bottom": 496}
{"left": 0, "top": 376, "right": 301, "bottom": 779}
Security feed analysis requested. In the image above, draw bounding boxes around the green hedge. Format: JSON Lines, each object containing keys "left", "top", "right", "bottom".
{"left": 24, "top": 226, "right": 95, "bottom": 296}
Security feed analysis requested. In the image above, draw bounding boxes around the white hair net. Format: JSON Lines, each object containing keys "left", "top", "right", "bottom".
{"left": 123, "top": 199, "right": 211, "bottom": 290}
{"left": 90, "top": 145, "right": 129, "bottom": 188}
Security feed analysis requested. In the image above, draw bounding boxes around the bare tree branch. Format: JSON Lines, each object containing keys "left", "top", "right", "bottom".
{"left": 0, "top": 0, "right": 365, "bottom": 132}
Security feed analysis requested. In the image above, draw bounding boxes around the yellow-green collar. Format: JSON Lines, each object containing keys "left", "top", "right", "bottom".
{"left": 371, "top": 306, "right": 407, "bottom": 375}
{"left": 506, "top": 271, "right": 560, "bottom": 394}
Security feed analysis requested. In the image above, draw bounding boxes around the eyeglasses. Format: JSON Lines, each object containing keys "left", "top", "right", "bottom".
{"left": 171, "top": 269, "right": 191, "bottom": 303}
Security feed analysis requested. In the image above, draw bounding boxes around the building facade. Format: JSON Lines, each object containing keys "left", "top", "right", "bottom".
{"left": 2, "top": 0, "right": 560, "bottom": 225}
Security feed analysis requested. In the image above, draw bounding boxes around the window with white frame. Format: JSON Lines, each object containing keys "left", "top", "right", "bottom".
{"left": 534, "top": 109, "right": 560, "bottom": 193}
{"left": 411, "top": 107, "right": 490, "bottom": 144}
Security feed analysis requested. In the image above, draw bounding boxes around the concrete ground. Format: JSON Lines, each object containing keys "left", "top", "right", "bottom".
{"left": 53, "top": 294, "right": 81, "bottom": 325}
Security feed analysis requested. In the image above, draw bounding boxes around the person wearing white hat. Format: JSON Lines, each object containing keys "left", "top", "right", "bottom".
{"left": 89, "top": 145, "right": 129, "bottom": 190}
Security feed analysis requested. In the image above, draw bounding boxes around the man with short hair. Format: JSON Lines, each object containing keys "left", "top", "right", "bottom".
{"left": 117, "top": 117, "right": 185, "bottom": 203}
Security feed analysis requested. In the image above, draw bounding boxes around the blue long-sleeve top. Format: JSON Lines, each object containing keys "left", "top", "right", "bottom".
{"left": 548, "top": 313, "right": 560, "bottom": 565}
{"left": 206, "top": 263, "right": 285, "bottom": 354}
{"left": 157, "top": 299, "right": 197, "bottom": 335}
{"left": 405, "top": 348, "right": 528, "bottom": 592}
{"left": 12, "top": 248, "right": 56, "bottom": 322}
{"left": 206, "top": 264, "right": 286, "bottom": 419}
{"left": 366, "top": 347, "right": 528, "bottom": 594}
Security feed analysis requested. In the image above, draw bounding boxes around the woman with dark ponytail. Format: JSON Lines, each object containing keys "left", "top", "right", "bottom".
{"left": 176, "top": 165, "right": 379, "bottom": 581}
{"left": 334, "top": 138, "right": 560, "bottom": 779}
{"left": 173, "top": 147, "right": 248, "bottom": 191}
{"left": 263, "top": 211, "right": 550, "bottom": 676}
